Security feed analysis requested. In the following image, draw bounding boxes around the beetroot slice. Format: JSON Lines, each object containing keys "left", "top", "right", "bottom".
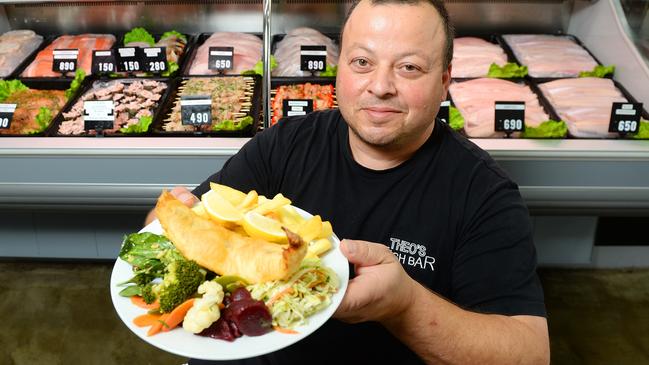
{"left": 228, "top": 299, "right": 273, "bottom": 336}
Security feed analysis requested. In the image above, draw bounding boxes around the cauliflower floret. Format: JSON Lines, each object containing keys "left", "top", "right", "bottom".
{"left": 183, "top": 280, "right": 224, "bottom": 334}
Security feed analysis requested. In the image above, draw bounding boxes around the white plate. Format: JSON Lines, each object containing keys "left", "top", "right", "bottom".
{"left": 110, "top": 207, "right": 349, "bottom": 361}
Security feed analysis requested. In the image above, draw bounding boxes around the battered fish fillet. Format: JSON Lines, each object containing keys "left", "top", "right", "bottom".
{"left": 155, "top": 191, "right": 307, "bottom": 284}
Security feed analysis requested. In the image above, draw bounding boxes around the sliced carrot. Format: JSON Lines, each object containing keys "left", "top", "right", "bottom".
{"left": 267, "top": 287, "right": 294, "bottom": 306}
{"left": 131, "top": 296, "right": 160, "bottom": 311}
{"left": 273, "top": 326, "right": 298, "bottom": 334}
{"left": 161, "top": 298, "right": 196, "bottom": 332}
{"left": 147, "top": 313, "right": 170, "bottom": 336}
{"left": 133, "top": 313, "right": 162, "bottom": 327}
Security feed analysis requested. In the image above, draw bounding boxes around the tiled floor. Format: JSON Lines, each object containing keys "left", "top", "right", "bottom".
{"left": 1, "top": 262, "right": 648, "bottom": 364}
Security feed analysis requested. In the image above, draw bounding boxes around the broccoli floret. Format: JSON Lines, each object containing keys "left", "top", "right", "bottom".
{"left": 141, "top": 283, "right": 157, "bottom": 304}
{"left": 156, "top": 260, "right": 205, "bottom": 313}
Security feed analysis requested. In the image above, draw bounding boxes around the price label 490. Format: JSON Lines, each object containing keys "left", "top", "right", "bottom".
{"left": 0, "top": 104, "right": 17, "bottom": 130}
{"left": 495, "top": 101, "right": 525, "bottom": 133}
{"left": 609, "top": 102, "right": 643, "bottom": 135}
{"left": 181, "top": 96, "right": 212, "bottom": 126}
{"left": 300, "top": 45, "right": 327, "bottom": 73}
{"left": 53, "top": 49, "right": 79, "bottom": 73}
{"left": 209, "top": 47, "right": 234, "bottom": 71}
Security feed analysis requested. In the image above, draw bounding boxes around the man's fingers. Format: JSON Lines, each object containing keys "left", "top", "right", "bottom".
{"left": 170, "top": 186, "right": 198, "bottom": 208}
{"left": 340, "top": 239, "right": 394, "bottom": 267}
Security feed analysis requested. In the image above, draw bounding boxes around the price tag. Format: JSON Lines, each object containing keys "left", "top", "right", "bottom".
{"left": 116, "top": 47, "right": 143, "bottom": 73}
{"left": 142, "top": 47, "right": 167, "bottom": 73}
{"left": 300, "top": 45, "right": 326, "bottom": 72}
{"left": 437, "top": 100, "right": 450, "bottom": 124}
{"left": 0, "top": 104, "right": 17, "bottom": 130}
{"left": 609, "top": 102, "right": 643, "bottom": 134}
{"left": 181, "top": 95, "right": 212, "bottom": 126}
{"left": 91, "top": 50, "right": 116, "bottom": 75}
{"left": 283, "top": 99, "right": 313, "bottom": 117}
{"left": 83, "top": 100, "right": 115, "bottom": 131}
{"left": 208, "top": 47, "right": 234, "bottom": 71}
{"left": 52, "top": 49, "right": 78, "bottom": 73}
{"left": 494, "top": 101, "right": 525, "bottom": 133}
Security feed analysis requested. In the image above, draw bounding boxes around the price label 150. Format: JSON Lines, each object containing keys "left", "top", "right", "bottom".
{"left": 116, "top": 47, "right": 143, "bottom": 73}
{"left": 143, "top": 47, "right": 168, "bottom": 73}
{"left": 53, "top": 49, "right": 79, "bottom": 73}
{"left": 0, "top": 103, "right": 17, "bottom": 130}
{"left": 609, "top": 102, "right": 643, "bottom": 135}
{"left": 181, "top": 96, "right": 212, "bottom": 126}
{"left": 91, "top": 50, "right": 116, "bottom": 75}
{"left": 209, "top": 47, "right": 234, "bottom": 71}
{"left": 494, "top": 101, "right": 525, "bottom": 133}
{"left": 300, "top": 45, "right": 327, "bottom": 72}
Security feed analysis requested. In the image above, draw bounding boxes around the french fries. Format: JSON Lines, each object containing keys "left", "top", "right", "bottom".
{"left": 197, "top": 183, "right": 334, "bottom": 258}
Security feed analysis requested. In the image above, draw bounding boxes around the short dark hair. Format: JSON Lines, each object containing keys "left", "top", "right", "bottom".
{"left": 339, "top": 0, "right": 455, "bottom": 69}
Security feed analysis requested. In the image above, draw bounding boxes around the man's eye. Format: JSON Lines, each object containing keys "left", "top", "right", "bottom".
{"left": 403, "top": 64, "right": 419, "bottom": 72}
{"left": 353, "top": 58, "right": 368, "bottom": 67}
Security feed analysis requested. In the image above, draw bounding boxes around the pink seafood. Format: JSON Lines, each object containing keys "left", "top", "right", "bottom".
{"left": 451, "top": 37, "right": 507, "bottom": 78}
{"left": 449, "top": 78, "right": 549, "bottom": 138}
{"left": 188, "top": 32, "right": 263, "bottom": 75}
{"left": 272, "top": 27, "right": 339, "bottom": 77}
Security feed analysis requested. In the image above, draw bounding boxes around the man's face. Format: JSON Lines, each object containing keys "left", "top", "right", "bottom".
{"left": 336, "top": 0, "right": 451, "bottom": 149}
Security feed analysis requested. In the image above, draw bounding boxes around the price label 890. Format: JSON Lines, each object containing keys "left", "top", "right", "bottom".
{"left": 300, "top": 45, "right": 327, "bottom": 73}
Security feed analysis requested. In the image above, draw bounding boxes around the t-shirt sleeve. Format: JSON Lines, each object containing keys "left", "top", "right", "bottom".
{"left": 451, "top": 167, "right": 546, "bottom": 317}
{"left": 191, "top": 126, "right": 281, "bottom": 198}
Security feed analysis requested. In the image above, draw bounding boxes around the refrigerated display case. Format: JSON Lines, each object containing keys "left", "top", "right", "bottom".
{"left": 0, "top": 0, "right": 648, "bottom": 266}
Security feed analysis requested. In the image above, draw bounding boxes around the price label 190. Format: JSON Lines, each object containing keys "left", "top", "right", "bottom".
{"left": 300, "top": 45, "right": 327, "bottom": 72}
{"left": 495, "top": 101, "right": 525, "bottom": 133}
{"left": 181, "top": 96, "right": 212, "bottom": 126}
{"left": 53, "top": 49, "right": 79, "bottom": 73}
{"left": 0, "top": 104, "right": 17, "bottom": 130}
{"left": 91, "top": 50, "right": 116, "bottom": 75}
{"left": 437, "top": 100, "right": 450, "bottom": 124}
{"left": 116, "top": 47, "right": 143, "bottom": 73}
{"left": 83, "top": 100, "right": 115, "bottom": 131}
{"left": 609, "top": 102, "right": 643, "bottom": 135}
{"left": 143, "top": 47, "right": 168, "bottom": 73}
{"left": 283, "top": 99, "right": 314, "bottom": 118}
{"left": 208, "top": 47, "right": 234, "bottom": 71}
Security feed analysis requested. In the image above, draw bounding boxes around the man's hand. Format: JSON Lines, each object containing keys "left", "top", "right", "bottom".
{"left": 143, "top": 186, "right": 199, "bottom": 226}
{"left": 334, "top": 239, "right": 417, "bottom": 324}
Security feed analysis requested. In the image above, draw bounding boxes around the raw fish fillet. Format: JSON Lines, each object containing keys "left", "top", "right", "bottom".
{"left": 451, "top": 37, "right": 507, "bottom": 78}
{"left": 155, "top": 191, "right": 307, "bottom": 284}
{"left": 449, "top": 78, "right": 549, "bottom": 138}
{"left": 503, "top": 34, "right": 598, "bottom": 77}
{"left": 188, "top": 32, "right": 262, "bottom": 75}
{"left": 273, "top": 27, "right": 339, "bottom": 77}
{"left": 0, "top": 30, "right": 43, "bottom": 77}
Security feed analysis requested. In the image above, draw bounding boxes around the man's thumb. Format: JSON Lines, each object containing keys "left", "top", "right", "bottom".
{"left": 340, "top": 239, "right": 392, "bottom": 266}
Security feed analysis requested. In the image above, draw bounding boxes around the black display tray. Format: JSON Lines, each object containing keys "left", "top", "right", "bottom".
{"left": 110, "top": 31, "right": 195, "bottom": 79}
{"left": 151, "top": 74, "right": 262, "bottom": 137}
{"left": 269, "top": 76, "right": 337, "bottom": 127}
{"left": 448, "top": 77, "right": 562, "bottom": 139}
{"left": 0, "top": 78, "right": 85, "bottom": 137}
{"left": 530, "top": 78, "right": 649, "bottom": 139}
{"left": 18, "top": 33, "right": 118, "bottom": 79}
{"left": 498, "top": 33, "right": 609, "bottom": 79}
{"left": 271, "top": 31, "right": 340, "bottom": 78}
{"left": 2, "top": 33, "right": 47, "bottom": 79}
{"left": 48, "top": 77, "right": 172, "bottom": 137}
{"left": 182, "top": 32, "right": 263, "bottom": 76}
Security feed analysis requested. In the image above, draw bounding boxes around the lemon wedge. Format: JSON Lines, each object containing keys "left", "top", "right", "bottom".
{"left": 242, "top": 211, "right": 288, "bottom": 244}
{"left": 202, "top": 190, "right": 244, "bottom": 225}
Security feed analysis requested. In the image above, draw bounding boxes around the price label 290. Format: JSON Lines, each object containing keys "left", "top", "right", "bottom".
{"left": 53, "top": 49, "right": 79, "bottom": 73}
{"left": 181, "top": 96, "right": 212, "bottom": 126}
{"left": 91, "top": 50, "right": 116, "bottom": 75}
{"left": 209, "top": 47, "right": 234, "bottom": 71}
{"left": 143, "top": 47, "right": 168, "bottom": 73}
{"left": 0, "top": 104, "right": 17, "bottom": 130}
{"left": 116, "top": 47, "right": 143, "bottom": 73}
{"left": 300, "top": 45, "right": 327, "bottom": 72}
{"left": 609, "top": 102, "right": 643, "bottom": 134}
{"left": 495, "top": 101, "right": 525, "bottom": 133}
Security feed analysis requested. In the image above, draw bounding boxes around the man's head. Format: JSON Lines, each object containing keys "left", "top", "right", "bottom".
{"left": 336, "top": 0, "right": 454, "bottom": 156}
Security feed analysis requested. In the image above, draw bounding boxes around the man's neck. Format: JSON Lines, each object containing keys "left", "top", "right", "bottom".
{"left": 347, "top": 125, "right": 434, "bottom": 171}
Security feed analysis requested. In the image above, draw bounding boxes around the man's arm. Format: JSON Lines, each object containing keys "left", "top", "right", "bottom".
{"left": 334, "top": 240, "right": 550, "bottom": 365}
{"left": 143, "top": 186, "right": 199, "bottom": 226}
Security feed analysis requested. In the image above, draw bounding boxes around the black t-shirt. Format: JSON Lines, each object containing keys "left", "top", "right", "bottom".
{"left": 190, "top": 109, "right": 545, "bottom": 365}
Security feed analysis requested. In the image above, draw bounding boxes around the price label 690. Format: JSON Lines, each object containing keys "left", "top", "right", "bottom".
{"left": 495, "top": 101, "right": 525, "bottom": 133}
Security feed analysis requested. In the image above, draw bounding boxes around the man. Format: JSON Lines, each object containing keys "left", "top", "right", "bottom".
{"left": 146, "top": 0, "right": 550, "bottom": 363}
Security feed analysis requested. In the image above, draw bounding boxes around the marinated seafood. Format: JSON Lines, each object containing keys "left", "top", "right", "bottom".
{"left": 271, "top": 83, "right": 335, "bottom": 125}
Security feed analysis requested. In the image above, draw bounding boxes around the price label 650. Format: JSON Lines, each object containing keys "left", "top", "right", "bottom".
{"left": 609, "top": 102, "right": 643, "bottom": 135}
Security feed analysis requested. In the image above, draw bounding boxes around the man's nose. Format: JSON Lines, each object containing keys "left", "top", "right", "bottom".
{"left": 367, "top": 65, "right": 396, "bottom": 98}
